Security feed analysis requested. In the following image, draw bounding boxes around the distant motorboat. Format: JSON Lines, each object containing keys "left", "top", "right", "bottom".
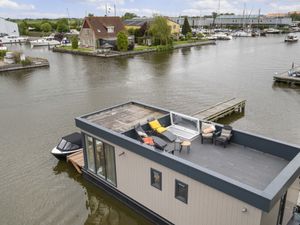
{"left": 0, "top": 35, "right": 28, "bottom": 44}
{"left": 285, "top": 33, "right": 298, "bottom": 42}
{"left": 265, "top": 28, "right": 281, "bottom": 34}
{"left": 211, "top": 33, "right": 232, "bottom": 40}
{"left": 232, "top": 31, "right": 251, "bottom": 37}
{"left": 30, "top": 36, "right": 60, "bottom": 47}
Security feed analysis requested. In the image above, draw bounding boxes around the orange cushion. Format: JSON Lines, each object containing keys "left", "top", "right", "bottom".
{"left": 143, "top": 137, "right": 154, "bottom": 145}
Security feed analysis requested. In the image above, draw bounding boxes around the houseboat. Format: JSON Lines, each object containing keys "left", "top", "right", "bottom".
{"left": 75, "top": 101, "right": 300, "bottom": 225}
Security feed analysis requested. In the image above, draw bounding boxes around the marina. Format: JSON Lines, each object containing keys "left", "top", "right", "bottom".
{"left": 1, "top": 35, "right": 300, "bottom": 225}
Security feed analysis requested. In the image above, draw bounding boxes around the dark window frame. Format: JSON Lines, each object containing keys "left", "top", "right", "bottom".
{"left": 83, "top": 133, "right": 117, "bottom": 187}
{"left": 150, "top": 168, "right": 162, "bottom": 190}
{"left": 175, "top": 179, "right": 188, "bottom": 204}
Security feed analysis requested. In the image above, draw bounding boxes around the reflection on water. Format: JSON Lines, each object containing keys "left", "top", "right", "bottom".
{"left": 53, "top": 162, "right": 152, "bottom": 225}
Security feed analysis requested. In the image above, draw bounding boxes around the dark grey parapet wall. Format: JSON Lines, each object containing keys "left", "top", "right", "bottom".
{"left": 231, "top": 130, "right": 300, "bottom": 161}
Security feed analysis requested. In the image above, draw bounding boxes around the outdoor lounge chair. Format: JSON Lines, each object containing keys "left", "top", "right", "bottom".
{"left": 134, "top": 124, "right": 167, "bottom": 150}
{"left": 200, "top": 122, "right": 216, "bottom": 144}
{"left": 148, "top": 119, "right": 177, "bottom": 142}
{"left": 214, "top": 125, "right": 233, "bottom": 148}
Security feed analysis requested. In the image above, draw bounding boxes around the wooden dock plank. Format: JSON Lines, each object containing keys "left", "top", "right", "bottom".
{"left": 67, "top": 149, "right": 84, "bottom": 174}
{"left": 192, "top": 98, "right": 246, "bottom": 122}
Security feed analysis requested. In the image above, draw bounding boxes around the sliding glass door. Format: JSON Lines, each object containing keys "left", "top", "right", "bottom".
{"left": 84, "top": 134, "right": 117, "bottom": 186}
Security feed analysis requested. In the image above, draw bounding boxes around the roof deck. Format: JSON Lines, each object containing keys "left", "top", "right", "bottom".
{"left": 164, "top": 137, "right": 288, "bottom": 190}
{"left": 84, "top": 102, "right": 167, "bottom": 133}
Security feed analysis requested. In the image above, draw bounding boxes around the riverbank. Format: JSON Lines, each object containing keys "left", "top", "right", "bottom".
{"left": 0, "top": 57, "right": 49, "bottom": 72}
{"left": 52, "top": 40, "right": 216, "bottom": 58}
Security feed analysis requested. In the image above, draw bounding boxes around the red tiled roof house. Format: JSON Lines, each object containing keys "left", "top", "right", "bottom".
{"left": 79, "top": 16, "right": 125, "bottom": 49}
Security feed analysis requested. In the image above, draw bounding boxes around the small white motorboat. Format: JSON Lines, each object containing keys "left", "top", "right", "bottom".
{"left": 265, "top": 28, "right": 281, "bottom": 34}
{"left": 0, "top": 35, "right": 28, "bottom": 44}
{"left": 213, "top": 33, "right": 232, "bottom": 40}
{"left": 30, "top": 36, "right": 60, "bottom": 47}
{"left": 285, "top": 33, "right": 298, "bottom": 42}
{"left": 232, "top": 31, "right": 252, "bottom": 37}
{"left": 51, "top": 132, "right": 83, "bottom": 160}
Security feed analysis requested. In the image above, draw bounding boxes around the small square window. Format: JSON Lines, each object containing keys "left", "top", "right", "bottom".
{"left": 151, "top": 168, "right": 162, "bottom": 190}
{"left": 175, "top": 180, "right": 188, "bottom": 204}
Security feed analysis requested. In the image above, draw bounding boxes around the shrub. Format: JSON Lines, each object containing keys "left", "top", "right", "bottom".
{"left": 71, "top": 36, "right": 78, "bottom": 49}
{"left": 0, "top": 50, "right": 7, "bottom": 59}
{"left": 14, "top": 52, "right": 21, "bottom": 64}
{"left": 196, "top": 33, "right": 205, "bottom": 39}
{"left": 186, "top": 32, "right": 193, "bottom": 40}
{"left": 21, "top": 57, "right": 32, "bottom": 66}
{"left": 117, "top": 31, "right": 129, "bottom": 52}
{"left": 156, "top": 44, "right": 173, "bottom": 52}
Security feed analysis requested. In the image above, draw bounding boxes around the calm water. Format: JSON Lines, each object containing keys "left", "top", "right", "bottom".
{"left": 1, "top": 35, "right": 300, "bottom": 225}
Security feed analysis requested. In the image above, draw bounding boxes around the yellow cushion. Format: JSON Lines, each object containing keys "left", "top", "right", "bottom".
{"left": 156, "top": 127, "right": 167, "bottom": 133}
{"left": 149, "top": 120, "right": 161, "bottom": 130}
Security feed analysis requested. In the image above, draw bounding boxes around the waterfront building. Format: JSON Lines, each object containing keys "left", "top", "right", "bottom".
{"left": 0, "top": 18, "right": 19, "bottom": 36}
{"left": 170, "top": 15, "right": 293, "bottom": 28}
{"left": 75, "top": 101, "right": 300, "bottom": 225}
{"left": 123, "top": 17, "right": 180, "bottom": 35}
{"left": 79, "top": 16, "right": 125, "bottom": 49}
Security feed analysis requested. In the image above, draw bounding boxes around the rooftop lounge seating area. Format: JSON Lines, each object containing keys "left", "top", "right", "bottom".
{"left": 123, "top": 110, "right": 289, "bottom": 191}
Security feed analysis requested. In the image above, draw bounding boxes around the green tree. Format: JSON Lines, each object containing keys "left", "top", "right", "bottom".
{"left": 122, "top": 12, "right": 137, "bottom": 20}
{"left": 182, "top": 17, "right": 191, "bottom": 35}
{"left": 71, "top": 36, "right": 79, "bottom": 49}
{"left": 41, "top": 23, "right": 52, "bottom": 33}
{"left": 290, "top": 13, "right": 300, "bottom": 21}
{"left": 149, "top": 16, "right": 171, "bottom": 45}
{"left": 18, "top": 21, "right": 28, "bottom": 35}
{"left": 57, "top": 18, "right": 69, "bottom": 33}
{"left": 117, "top": 31, "right": 129, "bottom": 51}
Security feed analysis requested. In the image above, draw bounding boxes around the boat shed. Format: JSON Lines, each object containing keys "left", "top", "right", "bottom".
{"left": 75, "top": 101, "right": 300, "bottom": 225}
{"left": 0, "top": 18, "right": 19, "bottom": 36}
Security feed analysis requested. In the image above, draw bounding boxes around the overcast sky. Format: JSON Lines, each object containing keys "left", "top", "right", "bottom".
{"left": 0, "top": 0, "right": 299, "bottom": 19}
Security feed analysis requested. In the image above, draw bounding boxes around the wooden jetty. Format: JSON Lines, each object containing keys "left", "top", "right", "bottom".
{"left": 67, "top": 150, "right": 84, "bottom": 174}
{"left": 273, "top": 68, "right": 300, "bottom": 85}
{"left": 192, "top": 98, "right": 246, "bottom": 122}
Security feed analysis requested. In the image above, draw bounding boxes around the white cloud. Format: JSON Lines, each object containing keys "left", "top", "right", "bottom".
{"left": 0, "top": 0, "right": 35, "bottom": 10}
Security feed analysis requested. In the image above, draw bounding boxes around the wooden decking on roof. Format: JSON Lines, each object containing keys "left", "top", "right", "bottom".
{"left": 85, "top": 103, "right": 166, "bottom": 133}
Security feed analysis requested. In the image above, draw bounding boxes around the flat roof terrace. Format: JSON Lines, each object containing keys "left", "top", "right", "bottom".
{"left": 164, "top": 137, "right": 288, "bottom": 190}
{"left": 84, "top": 102, "right": 167, "bottom": 133}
